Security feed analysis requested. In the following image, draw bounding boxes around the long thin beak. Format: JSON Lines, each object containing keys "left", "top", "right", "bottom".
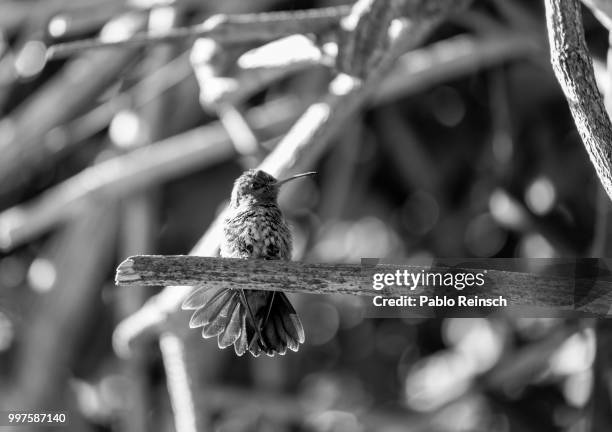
{"left": 275, "top": 171, "right": 317, "bottom": 186}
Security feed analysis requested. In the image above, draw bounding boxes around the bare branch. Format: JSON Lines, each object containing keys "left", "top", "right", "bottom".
{"left": 116, "top": 255, "right": 612, "bottom": 316}
{"left": 116, "top": 255, "right": 362, "bottom": 294}
{"left": 545, "top": 0, "right": 612, "bottom": 202}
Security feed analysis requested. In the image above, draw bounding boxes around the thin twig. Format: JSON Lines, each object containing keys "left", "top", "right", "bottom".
{"left": 545, "top": 0, "right": 612, "bottom": 202}
{"left": 0, "top": 0, "right": 126, "bottom": 34}
{"left": 47, "top": 6, "right": 351, "bottom": 59}
{"left": 159, "top": 333, "right": 200, "bottom": 432}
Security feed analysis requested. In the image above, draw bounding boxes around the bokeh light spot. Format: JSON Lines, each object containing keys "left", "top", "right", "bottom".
{"left": 48, "top": 15, "right": 69, "bottom": 38}
{"left": 27, "top": 258, "right": 57, "bottom": 293}
{"left": 519, "top": 233, "right": 556, "bottom": 258}
{"left": 15, "top": 41, "right": 47, "bottom": 78}
{"left": 109, "top": 110, "right": 143, "bottom": 148}
{"left": 148, "top": 6, "right": 176, "bottom": 33}
{"left": 443, "top": 318, "right": 503, "bottom": 373}
{"left": 489, "top": 189, "right": 527, "bottom": 227}
{"left": 525, "top": 176, "right": 556, "bottom": 215}
{"left": 549, "top": 328, "right": 595, "bottom": 375}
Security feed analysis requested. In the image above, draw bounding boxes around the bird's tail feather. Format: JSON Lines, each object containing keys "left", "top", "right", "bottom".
{"left": 258, "top": 292, "right": 304, "bottom": 356}
{"left": 182, "top": 287, "right": 304, "bottom": 357}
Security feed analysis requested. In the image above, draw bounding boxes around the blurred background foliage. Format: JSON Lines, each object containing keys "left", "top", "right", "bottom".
{"left": 0, "top": 0, "right": 609, "bottom": 431}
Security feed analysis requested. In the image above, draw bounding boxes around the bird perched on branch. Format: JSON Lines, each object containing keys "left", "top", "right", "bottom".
{"left": 182, "top": 169, "right": 315, "bottom": 356}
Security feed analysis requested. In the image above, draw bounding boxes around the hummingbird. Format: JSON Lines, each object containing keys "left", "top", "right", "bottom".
{"left": 182, "top": 169, "right": 316, "bottom": 357}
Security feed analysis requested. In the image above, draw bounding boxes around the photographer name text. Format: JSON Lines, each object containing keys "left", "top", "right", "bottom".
{"left": 373, "top": 295, "right": 507, "bottom": 307}
{"left": 371, "top": 269, "right": 508, "bottom": 308}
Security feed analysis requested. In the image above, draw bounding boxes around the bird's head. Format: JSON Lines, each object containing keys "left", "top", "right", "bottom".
{"left": 230, "top": 169, "right": 315, "bottom": 208}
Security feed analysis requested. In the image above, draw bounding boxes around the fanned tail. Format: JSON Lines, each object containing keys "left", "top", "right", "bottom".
{"left": 182, "top": 287, "right": 304, "bottom": 357}
{"left": 182, "top": 286, "right": 244, "bottom": 353}
{"left": 252, "top": 292, "right": 305, "bottom": 357}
